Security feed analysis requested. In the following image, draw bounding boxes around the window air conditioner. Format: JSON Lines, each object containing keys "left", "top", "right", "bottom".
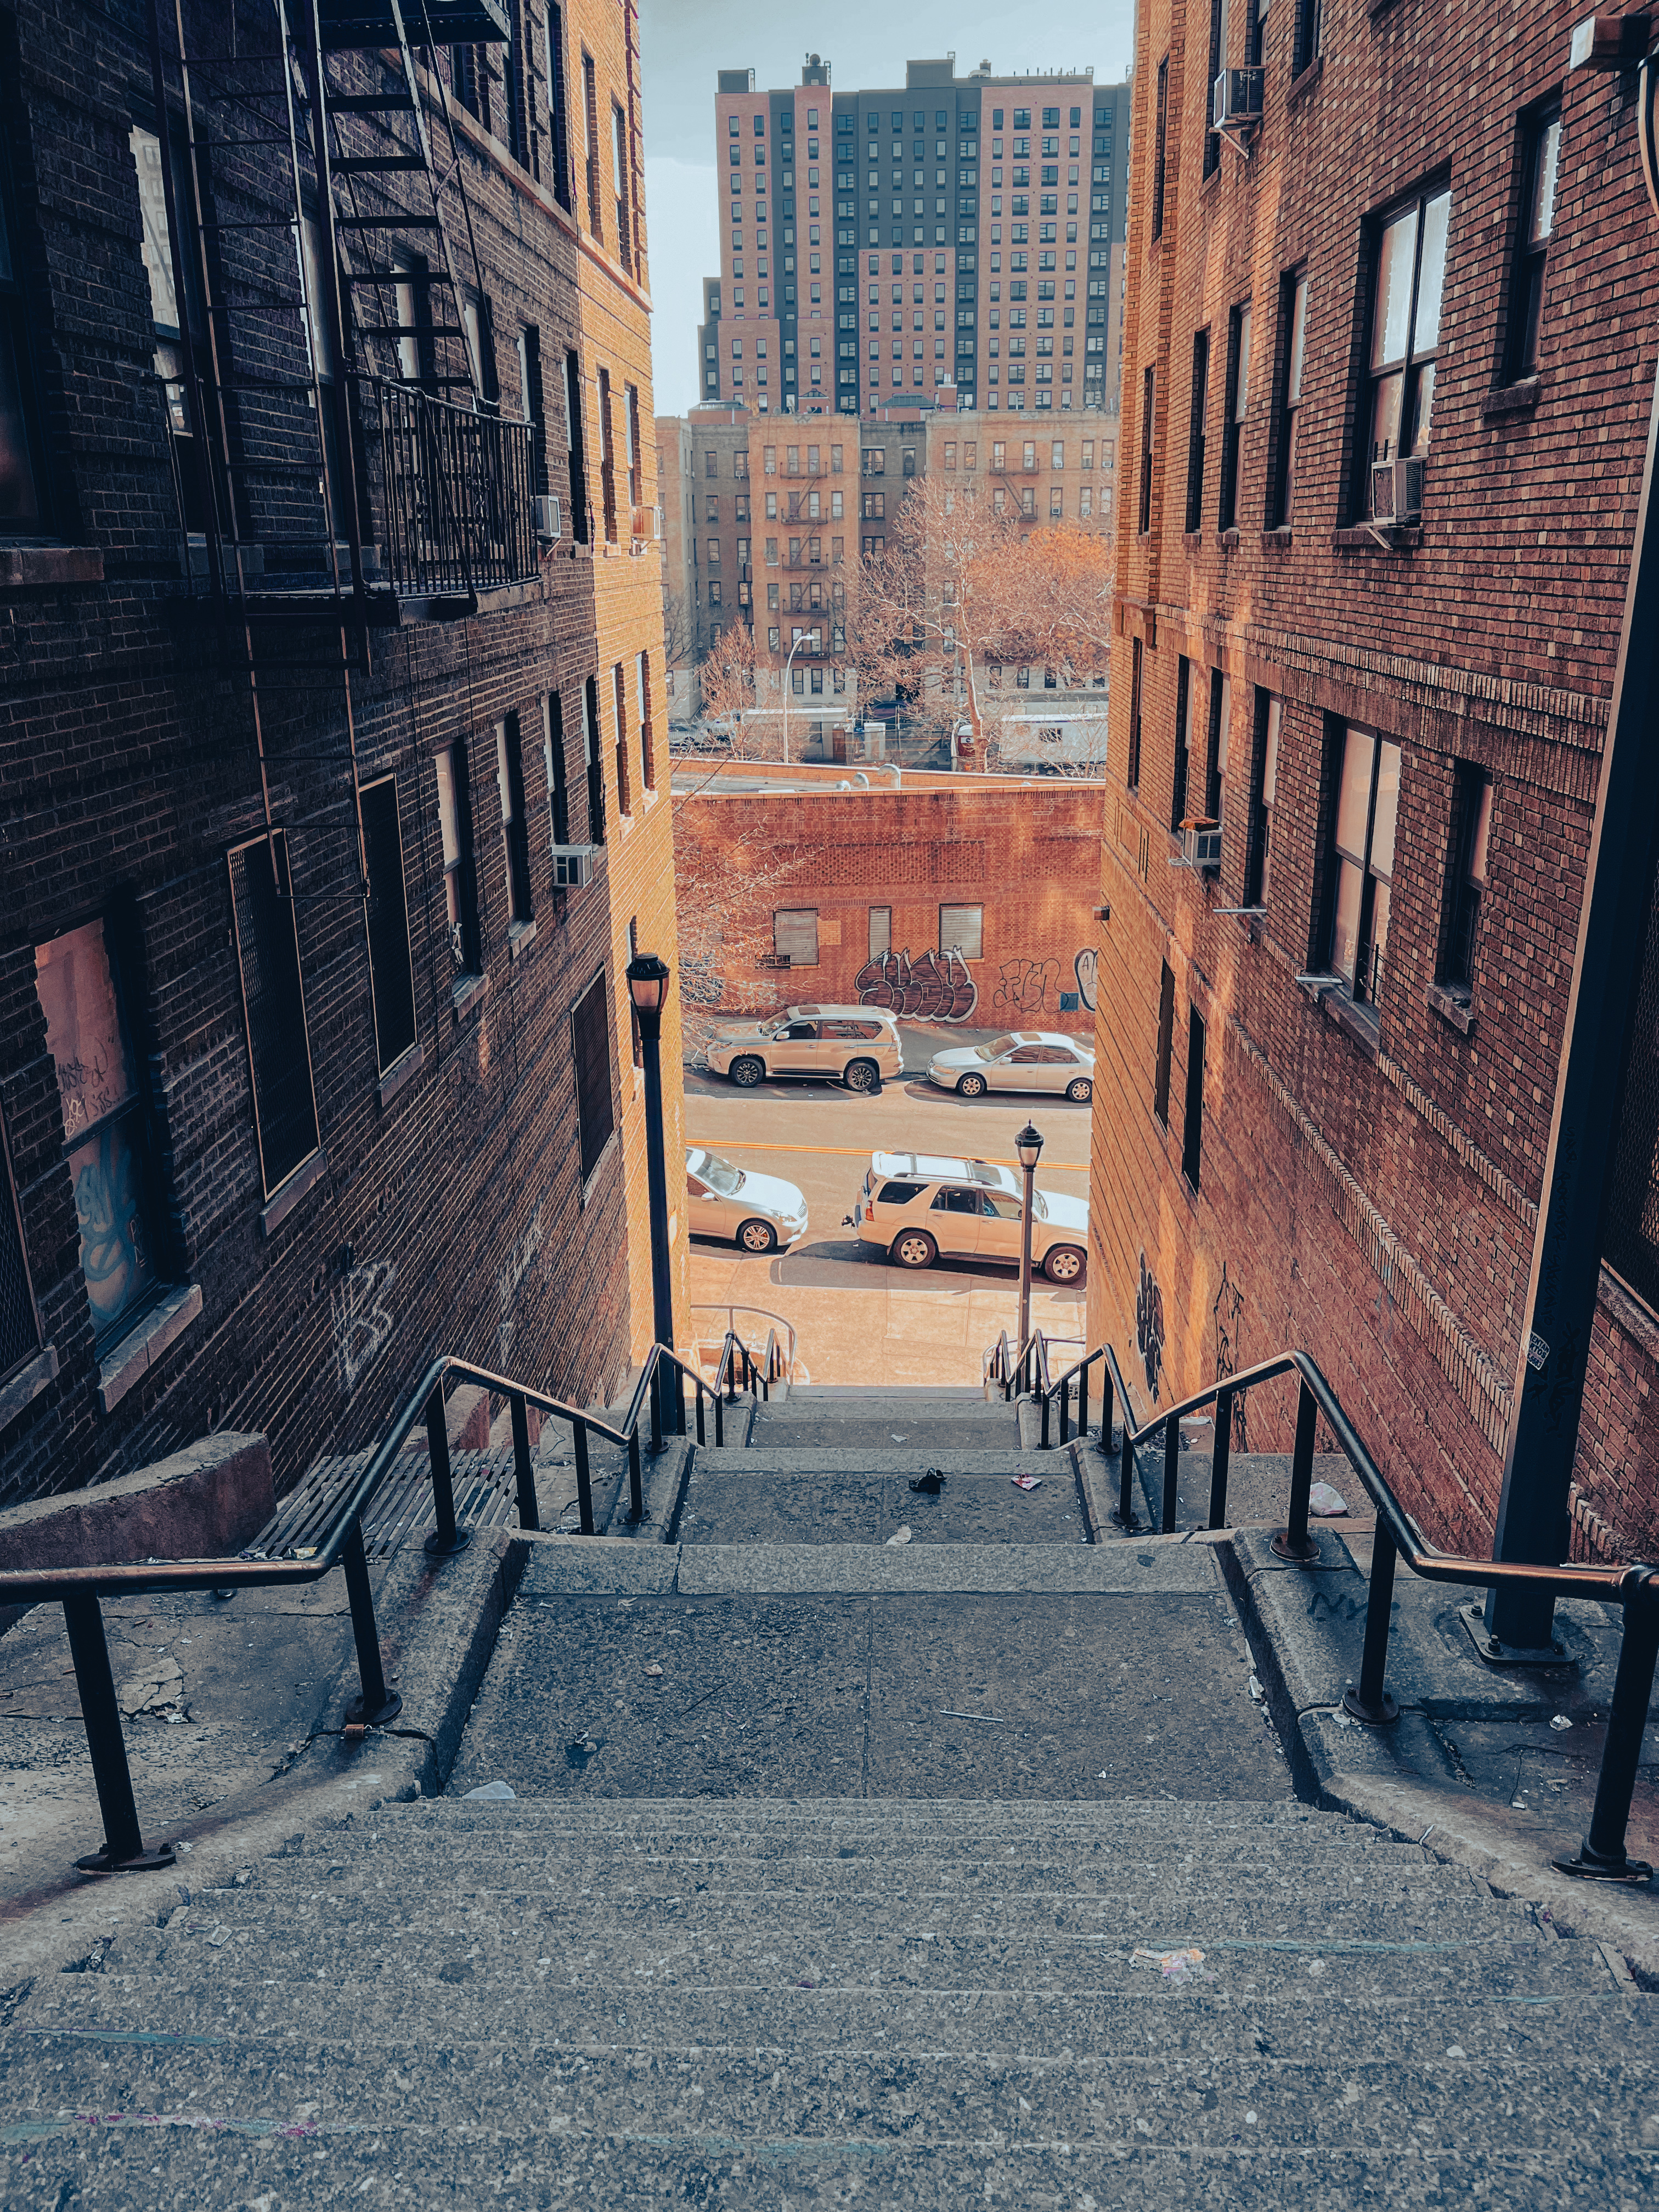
{"left": 1180, "top": 817, "right": 1222, "bottom": 872}
{"left": 551, "top": 843, "right": 599, "bottom": 888}
{"left": 1369, "top": 455, "right": 1425, "bottom": 525}
{"left": 531, "top": 494, "right": 563, "bottom": 540}
{"left": 1212, "top": 68, "right": 1264, "bottom": 134}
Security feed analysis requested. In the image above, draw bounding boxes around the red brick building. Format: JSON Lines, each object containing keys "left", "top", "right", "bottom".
{"left": 1092, "top": 0, "right": 1659, "bottom": 1558}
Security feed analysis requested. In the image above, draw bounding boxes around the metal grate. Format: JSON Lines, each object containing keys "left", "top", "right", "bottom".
{"left": 1605, "top": 871, "right": 1659, "bottom": 1313}
{"left": 249, "top": 1447, "right": 520, "bottom": 1564}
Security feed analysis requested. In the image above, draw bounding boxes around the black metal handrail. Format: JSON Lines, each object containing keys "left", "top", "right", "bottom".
{"left": 1086, "top": 1341, "right": 1659, "bottom": 1885}
{"left": 364, "top": 374, "right": 538, "bottom": 599}
{"left": 0, "top": 1339, "right": 719, "bottom": 1878}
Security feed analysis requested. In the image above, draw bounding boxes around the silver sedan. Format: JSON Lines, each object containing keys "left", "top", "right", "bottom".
{"left": 927, "top": 1032, "right": 1095, "bottom": 1102}
{"left": 685, "top": 1146, "right": 809, "bottom": 1254}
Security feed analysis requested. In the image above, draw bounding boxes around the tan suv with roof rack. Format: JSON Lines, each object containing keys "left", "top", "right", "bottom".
{"left": 707, "top": 1006, "right": 902, "bottom": 1094}
{"left": 850, "top": 1150, "right": 1090, "bottom": 1282}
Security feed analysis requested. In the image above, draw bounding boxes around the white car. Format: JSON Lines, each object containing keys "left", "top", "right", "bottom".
{"left": 928, "top": 1031, "right": 1095, "bottom": 1103}
{"left": 706, "top": 1006, "right": 902, "bottom": 1093}
{"left": 851, "top": 1151, "right": 1090, "bottom": 1283}
{"left": 685, "top": 1146, "right": 808, "bottom": 1255}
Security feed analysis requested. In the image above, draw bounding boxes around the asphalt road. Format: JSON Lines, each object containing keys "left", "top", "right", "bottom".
{"left": 681, "top": 1028, "right": 1092, "bottom": 1387}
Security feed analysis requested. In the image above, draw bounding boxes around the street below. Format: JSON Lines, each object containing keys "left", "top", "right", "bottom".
{"left": 682, "top": 1024, "right": 1092, "bottom": 1385}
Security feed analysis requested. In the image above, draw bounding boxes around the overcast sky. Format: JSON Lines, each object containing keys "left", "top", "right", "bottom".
{"left": 639, "top": 0, "right": 1136, "bottom": 417}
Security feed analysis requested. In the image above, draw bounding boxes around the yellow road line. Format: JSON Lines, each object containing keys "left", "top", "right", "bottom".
{"left": 690, "top": 1138, "right": 1090, "bottom": 1171}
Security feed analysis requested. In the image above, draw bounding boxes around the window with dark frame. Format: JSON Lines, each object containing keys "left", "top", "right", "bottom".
{"left": 1271, "top": 272, "right": 1308, "bottom": 527}
{"left": 1152, "top": 57, "right": 1169, "bottom": 240}
{"left": 1246, "top": 0, "right": 1268, "bottom": 67}
{"left": 1154, "top": 960, "right": 1176, "bottom": 1128}
{"left": 0, "top": 1107, "right": 39, "bottom": 1385}
{"left": 129, "top": 125, "right": 213, "bottom": 539}
{"left": 544, "top": 691, "right": 571, "bottom": 849}
{"left": 495, "top": 713, "right": 533, "bottom": 927}
{"left": 583, "top": 675, "right": 606, "bottom": 844}
{"left": 545, "top": 1, "right": 572, "bottom": 211}
{"left": 637, "top": 652, "right": 656, "bottom": 791}
{"left": 1293, "top": 0, "right": 1323, "bottom": 78}
{"left": 581, "top": 49, "right": 603, "bottom": 239}
{"left": 1243, "top": 692, "right": 1281, "bottom": 912}
{"left": 563, "top": 349, "right": 589, "bottom": 541}
{"left": 359, "top": 775, "right": 417, "bottom": 1074}
{"left": 611, "top": 662, "right": 633, "bottom": 816}
{"left": 225, "top": 838, "right": 322, "bottom": 1199}
{"left": 520, "top": 324, "right": 548, "bottom": 494}
{"left": 0, "top": 105, "right": 46, "bottom": 534}
{"left": 1363, "top": 184, "right": 1451, "bottom": 489}
{"left": 611, "top": 101, "right": 633, "bottom": 272}
{"left": 1182, "top": 1006, "right": 1206, "bottom": 1188}
{"left": 1205, "top": 670, "right": 1231, "bottom": 822}
{"left": 1204, "top": 0, "right": 1229, "bottom": 178}
{"left": 1218, "top": 302, "right": 1250, "bottom": 532}
{"left": 1327, "top": 726, "right": 1401, "bottom": 1008}
{"left": 1138, "top": 365, "right": 1154, "bottom": 534}
{"left": 1506, "top": 106, "right": 1561, "bottom": 382}
{"left": 1439, "top": 764, "right": 1493, "bottom": 996}
{"left": 1184, "top": 330, "right": 1209, "bottom": 532}
{"left": 571, "top": 971, "right": 616, "bottom": 1182}
{"left": 1127, "top": 636, "right": 1144, "bottom": 791}
{"left": 436, "top": 742, "right": 482, "bottom": 978}
{"left": 1171, "top": 656, "right": 1192, "bottom": 830}
{"left": 35, "top": 912, "right": 174, "bottom": 1344}
{"left": 596, "top": 365, "right": 618, "bottom": 542}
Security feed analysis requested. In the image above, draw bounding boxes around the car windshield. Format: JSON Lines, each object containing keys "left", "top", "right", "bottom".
{"left": 690, "top": 1148, "right": 744, "bottom": 1196}
{"left": 978, "top": 1034, "right": 1020, "bottom": 1060}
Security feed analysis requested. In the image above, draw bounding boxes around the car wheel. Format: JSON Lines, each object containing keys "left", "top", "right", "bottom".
{"left": 730, "top": 1055, "right": 765, "bottom": 1088}
{"left": 844, "top": 1058, "right": 880, "bottom": 1095}
{"left": 1065, "top": 1076, "right": 1093, "bottom": 1104}
{"left": 737, "top": 1217, "right": 778, "bottom": 1255}
{"left": 956, "top": 1071, "right": 988, "bottom": 1099}
{"left": 890, "top": 1229, "right": 938, "bottom": 1271}
{"left": 1044, "top": 1244, "right": 1086, "bottom": 1285}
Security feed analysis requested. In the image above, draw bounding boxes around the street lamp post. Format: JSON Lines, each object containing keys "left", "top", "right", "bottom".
{"left": 780, "top": 625, "right": 819, "bottom": 766}
{"left": 1015, "top": 1121, "right": 1045, "bottom": 1380}
{"left": 625, "top": 952, "right": 676, "bottom": 1462}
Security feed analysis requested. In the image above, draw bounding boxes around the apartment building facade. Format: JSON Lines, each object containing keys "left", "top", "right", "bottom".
{"left": 1093, "top": 0, "right": 1658, "bottom": 1559}
{"left": 0, "top": 0, "right": 682, "bottom": 1512}
{"left": 695, "top": 58, "right": 1131, "bottom": 423}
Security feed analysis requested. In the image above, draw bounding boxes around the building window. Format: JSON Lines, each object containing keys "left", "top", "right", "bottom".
{"left": 1440, "top": 766, "right": 1493, "bottom": 995}
{"left": 940, "top": 902, "right": 983, "bottom": 960}
{"left": 1218, "top": 303, "right": 1250, "bottom": 532}
{"left": 563, "top": 349, "right": 589, "bottom": 541}
{"left": 1293, "top": 0, "right": 1323, "bottom": 78}
{"left": 1364, "top": 185, "right": 1451, "bottom": 496}
{"left": 775, "top": 908, "right": 819, "bottom": 965}
{"left": 359, "top": 776, "right": 417, "bottom": 1073}
{"left": 1152, "top": 56, "right": 1169, "bottom": 240}
{"left": 1328, "top": 727, "right": 1401, "bottom": 1007}
{"left": 1184, "top": 330, "right": 1209, "bottom": 532}
{"left": 1126, "top": 635, "right": 1143, "bottom": 791}
{"left": 1171, "top": 657, "right": 1192, "bottom": 830}
{"left": 583, "top": 675, "right": 606, "bottom": 844}
{"left": 612, "top": 101, "right": 633, "bottom": 270}
{"left": 495, "top": 713, "right": 533, "bottom": 926}
{"left": 596, "top": 365, "right": 618, "bottom": 541}
{"left": 35, "top": 913, "right": 173, "bottom": 1343}
{"left": 637, "top": 651, "right": 656, "bottom": 791}
{"left": 571, "top": 971, "right": 616, "bottom": 1182}
{"left": 611, "top": 662, "right": 634, "bottom": 815}
{"left": 1204, "top": 0, "right": 1227, "bottom": 177}
{"left": 1138, "top": 365, "right": 1154, "bottom": 533}
{"left": 1049, "top": 486, "right": 1063, "bottom": 516}
{"left": 226, "top": 839, "right": 321, "bottom": 1197}
{"left": 1244, "top": 693, "right": 1280, "bottom": 910}
{"left": 1181, "top": 1006, "right": 1206, "bottom": 1189}
{"left": 1271, "top": 274, "right": 1308, "bottom": 527}
{"left": 544, "top": 691, "right": 571, "bottom": 847}
{"left": 869, "top": 905, "right": 891, "bottom": 958}
{"left": 1507, "top": 107, "right": 1560, "bottom": 381}
{"left": 436, "top": 744, "right": 482, "bottom": 977}
{"left": 545, "top": 2, "right": 572, "bottom": 212}
{"left": 1154, "top": 959, "right": 1175, "bottom": 1128}
{"left": 1205, "top": 672, "right": 1231, "bottom": 821}
{"left": 581, "top": 50, "right": 603, "bottom": 239}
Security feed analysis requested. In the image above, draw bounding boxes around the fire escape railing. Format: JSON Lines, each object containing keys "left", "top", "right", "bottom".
{"left": 364, "top": 375, "right": 538, "bottom": 601}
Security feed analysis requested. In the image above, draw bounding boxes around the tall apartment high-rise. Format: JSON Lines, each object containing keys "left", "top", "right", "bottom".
{"left": 696, "top": 58, "right": 1131, "bottom": 421}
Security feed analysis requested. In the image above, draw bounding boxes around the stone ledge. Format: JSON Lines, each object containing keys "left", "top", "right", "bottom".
{"left": 1331, "top": 523, "right": 1423, "bottom": 552}
{"left": 259, "top": 1149, "right": 328, "bottom": 1239}
{"left": 453, "top": 970, "right": 489, "bottom": 1023}
{"left": 98, "top": 1282, "right": 204, "bottom": 1413}
{"left": 0, "top": 1345, "right": 58, "bottom": 1437}
{"left": 0, "top": 545, "right": 104, "bottom": 588}
{"left": 0, "top": 1426, "right": 270, "bottom": 1571}
{"left": 1483, "top": 377, "right": 1542, "bottom": 420}
{"left": 376, "top": 1040, "right": 425, "bottom": 1110}
{"left": 507, "top": 917, "right": 538, "bottom": 960}
{"left": 1426, "top": 979, "right": 1475, "bottom": 1035}
{"left": 1288, "top": 53, "right": 1325, "bottom": 104}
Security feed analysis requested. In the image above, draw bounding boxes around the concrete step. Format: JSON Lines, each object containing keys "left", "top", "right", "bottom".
{"left": 747, "top": 1400, "right": 1023, "bottom": 1455}
{"left": 674, "top": 1462, "right": 1090, "bottom": 1546}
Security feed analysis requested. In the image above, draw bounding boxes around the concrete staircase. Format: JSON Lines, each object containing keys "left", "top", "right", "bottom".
{"left": 2, "top": 1385, "right": 1654, "bottom": 2204}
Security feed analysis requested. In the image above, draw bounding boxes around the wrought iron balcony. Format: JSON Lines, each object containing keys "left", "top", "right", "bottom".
{"left": 368, "top": 377, "right": 539, "bottom": 612}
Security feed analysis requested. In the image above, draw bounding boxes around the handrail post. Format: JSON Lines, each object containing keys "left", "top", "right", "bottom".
{"left": 63, "top": 1594, "right": 173, "bottom": 1874}
{"left": 1209, "top": 1387, "right": 1234, "bottom": 1531}
{"left": 1040, "top": 1386, "right": 1051, "bottom": 1449}
{"left": 1556, "top": 1578, "right": 1659, "bottom": 1882}
{"left": 649, "top": 1362, "right": 663, "bottom": 1455}
{"left": 695, "top": 1381, "right": 706, "bottom": 1446}
{"left": 674, "top": 1364, "right": 687, "bottom": 1437}
{"left": 342, "top": 1515, "right": 403, "bottom": 1728}
{"left": 424, "top": 1381, "right": 471, "bottom": 1557}
{"left": 1271, "top": 1377, "right": 1321, "bottom": 1564}
{"left": 1161, "top": 1411, "right": 1181, "bottom": 1533}
{"left": 627, "top": 1426, "right": 645, "bottom": 1522}
{"left": 714, "top": 1388, "right": 724, "bottom": 1447}
{"left": 1079, "top": 1358, "right": 1089, "bottom": 1444}
{"left": 573, "top": 1420, "right": 595, "bottom": 1536}
{"left": 510, "top": 1392, "right": 539, "bottom": 1531}
{"left": 1059, "top": 1376, "right": 1070, "bottom": 1446}
{"left": 1341, "top": 1521, "right": 1401, "bottom": 1726}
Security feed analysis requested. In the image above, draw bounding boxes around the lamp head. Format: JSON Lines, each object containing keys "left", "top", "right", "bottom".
{"left": 1014, "top": 1121, "right": 1044, "bottom": 1172}
{"left": 625, "top": 952, "right": 672, "bottom": 1016}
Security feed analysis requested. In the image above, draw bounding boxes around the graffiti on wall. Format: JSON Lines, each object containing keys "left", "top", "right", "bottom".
{"left": 992, "top": 956, "right": 1061, "bottom": 1017}
{"left": 1212, "top": 1262, "right": 1250, "bottom": 1450}
{"left": 1074, "top": 947, "right": 1098, "bottom": 1012}
{"left": 1136, "top": 1250, "right": 1165, "bottom": 1402}
{"left": 332, "top": 1259, "right": 398, "bottom": 1396}
{"left": 855, "top": 947, "right": 978, "bottom": 1022}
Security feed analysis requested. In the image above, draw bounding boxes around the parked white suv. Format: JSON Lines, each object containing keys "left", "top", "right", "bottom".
{"left": 851, "top": 1150, "right": 1089, "bottom": 1282}
{"left": 707, "top": 1006, "right": 902, "bottom": 1093}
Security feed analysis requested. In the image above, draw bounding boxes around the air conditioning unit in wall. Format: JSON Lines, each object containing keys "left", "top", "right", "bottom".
{"left": 551, "top": 843, "right": 599, "bottom": 888}
{"left": 531, "top": 494, "right": 563, "bottom": 540}
{"left": 1180, "top": 817, "right": 1223, "bottom": 873}
{"left": 1212, "top": 68, "right": 1264, "bottom": 142}
{"left": 1369, "top": 455, "right": 1425, "bottom": 526}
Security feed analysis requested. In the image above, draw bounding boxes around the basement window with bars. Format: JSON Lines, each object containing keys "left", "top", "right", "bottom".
{"left": 225, "top": 838, "right": 322, "bottom": 1201}
{"left": 359, "top": 775, "right": 417, "bottom": 1074}
{"left": 572, "top": 971, "right": 617, "bottom": 1184}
